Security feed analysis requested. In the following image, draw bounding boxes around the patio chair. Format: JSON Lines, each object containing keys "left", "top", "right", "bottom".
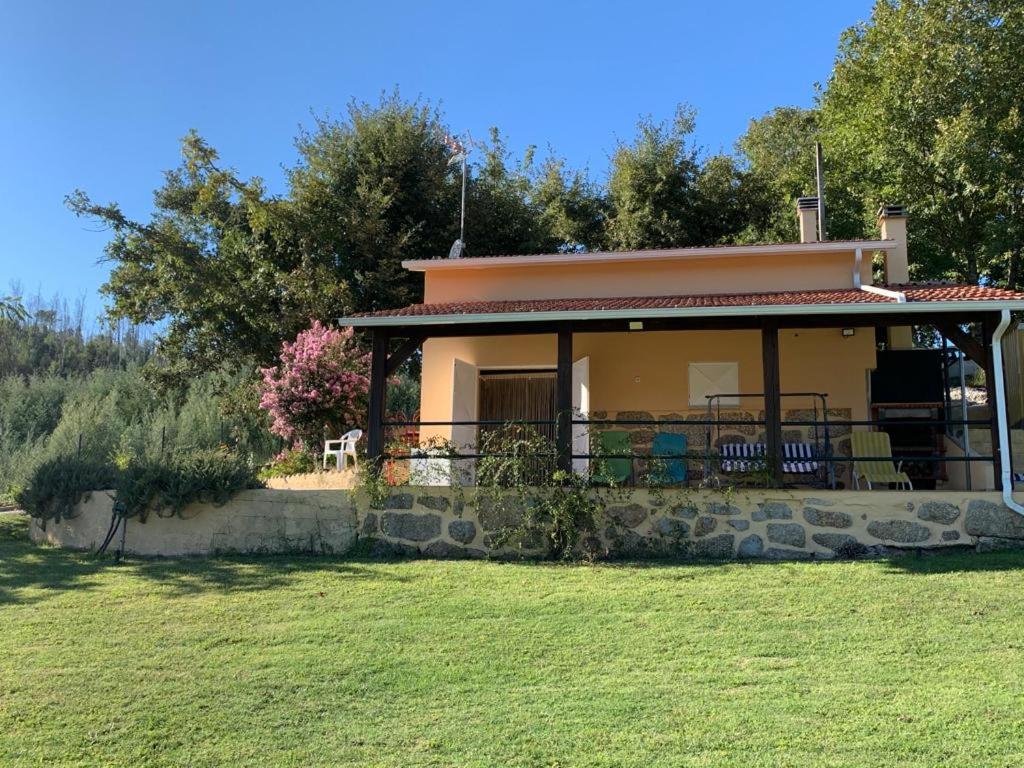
{"left": 591, "top": 431, "right": 632, "bottom": 485}
{"left": 650, "top": 432, "right": 687, "bottom": 485}
{"left": 851, "top": 431, "right": 912, "bottom": 490}
{"left": 324, "top": 429, "right": 362, "bottom": 471}
{"left": 720, "top": 442, "right": 766, "bottom": 473}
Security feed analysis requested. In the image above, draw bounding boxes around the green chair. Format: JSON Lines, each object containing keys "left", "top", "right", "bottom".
{"left": 650, "top": 432, "right": 688, "bottom": 485}
{"left": 592, "top": 431, "right": 632, "bottom": 484}
{"left": 852, "top": 431, "right": 913, "bottom": 490}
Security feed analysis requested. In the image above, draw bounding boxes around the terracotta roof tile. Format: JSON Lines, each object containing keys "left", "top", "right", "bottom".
{"left": 354, "top": 284, "right": 1024, "bottom": 319}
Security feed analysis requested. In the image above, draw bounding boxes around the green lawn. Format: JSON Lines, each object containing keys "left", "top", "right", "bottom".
{"left": 2, "top": 515, "right": 1024, "bottom": 767}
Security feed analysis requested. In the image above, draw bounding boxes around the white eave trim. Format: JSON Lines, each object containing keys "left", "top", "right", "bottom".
{"left": 402, "top": 239, "right": 897, "bottom": 271}
{"left": 340, "top": 298, "right": 1024, "bottom": 328}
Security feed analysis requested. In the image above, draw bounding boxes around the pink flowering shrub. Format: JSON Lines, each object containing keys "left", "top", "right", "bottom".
{"left": 259, "top": 321, "right": 370, "bottom": 447}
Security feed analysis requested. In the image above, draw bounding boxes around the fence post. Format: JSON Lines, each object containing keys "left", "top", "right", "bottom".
{"left": 556, "top": 326, "right": 573, "bottom": 474}
{"left": 761, "top": 320, "right": 783, "bottom": 487}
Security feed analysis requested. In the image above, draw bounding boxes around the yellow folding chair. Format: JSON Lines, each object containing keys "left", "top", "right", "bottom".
{"left": 851, "top": 431, "right": 913, "bottom": 490}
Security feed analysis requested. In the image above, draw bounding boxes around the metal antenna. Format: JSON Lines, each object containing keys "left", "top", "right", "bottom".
{"left": 815, "top": 141, "right": 827, "bottom": 241}
{"left": 442, "top": 132, "right": 470, "bottom": 258}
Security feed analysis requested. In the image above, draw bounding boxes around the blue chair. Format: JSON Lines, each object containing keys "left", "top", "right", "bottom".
{"left": 651, "top": 432, "right": 687, "bottom": 485}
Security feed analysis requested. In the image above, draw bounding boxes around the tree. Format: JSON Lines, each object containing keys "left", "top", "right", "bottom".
{"left": 0, "top": 296, "right": 27, "bottom": 323}
{"left": 258, "top": 321, "right": 369, "bottom": 447}
{"left": 461, "top": 129, "right": 606, "bottom": 255}
{"left": 605, "top": 106, "right": 703, "bottom": 250}
{"left": 734, "top": 107, "right": 820, "bottom": 243}
{"left": 68, "top": 131, "right": 351, "bottom": 387}
{"left": 288, "top": 94, "right": 460, "bottom": 313}
{"left": 818, "top": 0, "right": 1024, "bottom": 284}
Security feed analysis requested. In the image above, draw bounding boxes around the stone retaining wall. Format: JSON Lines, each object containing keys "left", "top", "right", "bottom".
{"left": 360, "top": 488, "right": 1021, "bottom": 560}
{"left": 28, "top": 486, "right": 1024, "bottom": 561}
{"left": 30, "top": 489, "right": 358, "bottom": 556}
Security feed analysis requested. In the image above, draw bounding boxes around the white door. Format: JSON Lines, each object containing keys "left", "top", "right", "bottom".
{"left": 572, "top": 356, "right": 590, "bottom": 476}
{"left": 450, "top": 358, "right": 479, "bottom": 484}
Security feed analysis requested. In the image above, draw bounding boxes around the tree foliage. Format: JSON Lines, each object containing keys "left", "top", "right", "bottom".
{"left": 817, "top": 0, "right": 1024, "bottom": 284}
{"left": 258, "top": 321, "right": 369, "bottom": 447}
{"left": 63, "top": 18, "right": 1024, "bottom": 389}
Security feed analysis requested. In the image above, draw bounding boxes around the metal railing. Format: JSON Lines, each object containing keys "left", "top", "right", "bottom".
{"left": 379, "top": 413, "right": 997, "bottom": 489}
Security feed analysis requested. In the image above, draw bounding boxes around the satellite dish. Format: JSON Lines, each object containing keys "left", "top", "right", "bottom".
{"left": 448, "top": 239, "right": 465, "bottom": 259}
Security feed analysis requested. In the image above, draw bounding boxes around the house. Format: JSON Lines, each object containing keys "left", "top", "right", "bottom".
{"left": 340, "top": 200, "right": 1024, "bottom": 504}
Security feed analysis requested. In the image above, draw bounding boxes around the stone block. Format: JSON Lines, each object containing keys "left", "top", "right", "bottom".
{"left": 422, "top": 540, "right": 486, "bottom": 559}
{"left": 737, "top": 534, "right": 764, "bottom": 558}
{"left": 448, "top": 519, "right": 477, "bottom": 544}
{"left": 477, "top": 496, "right": 526, "bottom": 531}
{"left": 670, "top": 503, "right": 698, "bottom": 519}
{"left": 694, "top": 515, "right": 717, "bottom": 537}
{"left": 767, "top": 523, "right": 806, "bottom": 548}
{"left": 380, "top": 512, "right": 441, "bottom": 542}
{"left": 705, "top": 501, "right": 741, "bottom": 516}
{"left": 691, "top": 534, "right": 734, "bottom": 559}
{"left": 752, "top": 502, "right": 792, "bottom": 521}
{"left": 763, "top": 547, "right": 813, "bottom": 561}
{"left": 384, "top": 493, "right": 414, "bottom": 510}
{"left": 866, "top": 519, "right": 931, "bottom": 543}
{"left": 916, "top": 501, "right": 960, "bottom": 525}
{"left": 802, "top": 507, "right": 853, "bottom": 529}
{"left": 607, "top": 503, "right": 648, "bottom": 529}
{"left": 417, "top": 495, "right": 450, "bottom": 512}
{"left": 811, "top": 533, "right": 866, "bottom": 558}
{"left": 728, "top": 519, "right": 750, "bottom": 531}
{"left": 654, "top": 517, "right": 690, "bottom": 539}
{"left": 976, "top": 536, "right": 1024, "bottom": 552}
{"left": 964, "top": 499, "right": 1024, "bottom": 539}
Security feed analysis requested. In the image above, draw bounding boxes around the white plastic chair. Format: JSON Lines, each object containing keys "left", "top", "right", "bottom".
{"left": 324, "top": 429, "right": 362, "bottom": 471}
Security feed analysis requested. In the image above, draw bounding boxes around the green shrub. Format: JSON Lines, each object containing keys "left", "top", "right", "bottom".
{"left": 258, "top": 447, "right": 318, "bottom": 480}
{"left": 17, "top": 447, "right": 262, "bottom": 522}
{"left": 14, "top": 456, "right": 117, "bottom": 521}
{"left": 115, "top": 448, "right": 262, "bottom": 521}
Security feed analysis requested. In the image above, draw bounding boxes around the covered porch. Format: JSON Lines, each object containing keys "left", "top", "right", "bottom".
{"left": 353, "top": 294, "right": 1019, "bottom": 495}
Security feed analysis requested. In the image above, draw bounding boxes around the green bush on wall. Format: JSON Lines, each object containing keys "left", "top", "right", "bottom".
{"left": 16, "top": 447, "right": 262, "bottom": 522}
{"left": 115, "top": 448, "right": 262, "bottom": 521}
{"left": 14, "top": 456, "right": 118, "bottom": 522}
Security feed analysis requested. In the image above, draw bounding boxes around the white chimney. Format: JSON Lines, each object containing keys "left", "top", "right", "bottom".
{"left": 797, "top": 197, "right": 819, "bottom": 243}
{"left": 877, "top": 204, "right": 909, "bottom": 284}
{"left": 878, "top": 204, "right": 913, "bottom": 349}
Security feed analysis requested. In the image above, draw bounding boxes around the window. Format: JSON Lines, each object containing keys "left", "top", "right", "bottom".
{"left": 689, "top": 362, "right": 739, "bottom": 407}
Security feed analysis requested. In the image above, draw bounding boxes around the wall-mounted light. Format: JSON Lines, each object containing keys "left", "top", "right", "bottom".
{"left": 629, "top": 321, "right": 644, "bottom": 331}
{"left": 841, "top": 328, "right": 856, "bottom": 338}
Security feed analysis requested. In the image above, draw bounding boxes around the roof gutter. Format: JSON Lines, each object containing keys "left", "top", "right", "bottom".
{"left": 339, "top": 299, "right": 1024, "bottom": 328}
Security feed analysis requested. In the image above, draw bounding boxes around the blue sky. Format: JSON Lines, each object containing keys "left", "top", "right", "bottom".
{"left": 0, "top": 0, "right": 871, "bottom": 320}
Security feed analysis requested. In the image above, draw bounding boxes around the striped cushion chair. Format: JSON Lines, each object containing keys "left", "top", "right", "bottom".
{"left": 719, "top": 442, "right": 766, "bottom": 473}
{"left": 782, "top": 443, "right": 819, "bottom": 475}
{"left": 721, "top": 442, "right": 820, "bottom": 476}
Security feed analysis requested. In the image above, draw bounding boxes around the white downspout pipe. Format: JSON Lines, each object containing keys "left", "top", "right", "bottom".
{"left": 991, "top": 309, "right": 1024, "bottom": 514}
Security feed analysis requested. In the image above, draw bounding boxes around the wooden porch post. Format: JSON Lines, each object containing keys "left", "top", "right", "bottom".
{"left": 761, "top": 320, "right": 783, "bottom": 486}
{"left": 556, "top": 326, "right": 573, "bottom": 474}
{"left": 982, "top": 315, "right": 1003, "bottom": 491}
{"left": 366, "top": 328, "right": 389, "bottom": 464}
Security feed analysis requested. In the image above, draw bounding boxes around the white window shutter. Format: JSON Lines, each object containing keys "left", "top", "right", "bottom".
{"left": 689, "top": 362, "right": 739, "bottom": 407}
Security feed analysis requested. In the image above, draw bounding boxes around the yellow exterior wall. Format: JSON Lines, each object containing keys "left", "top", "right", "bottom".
{"left": 423, "top": 250, "right": 874, "bottom": 303}
{"left": 418, "top": 328, "right": 876, "bottom": 442}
